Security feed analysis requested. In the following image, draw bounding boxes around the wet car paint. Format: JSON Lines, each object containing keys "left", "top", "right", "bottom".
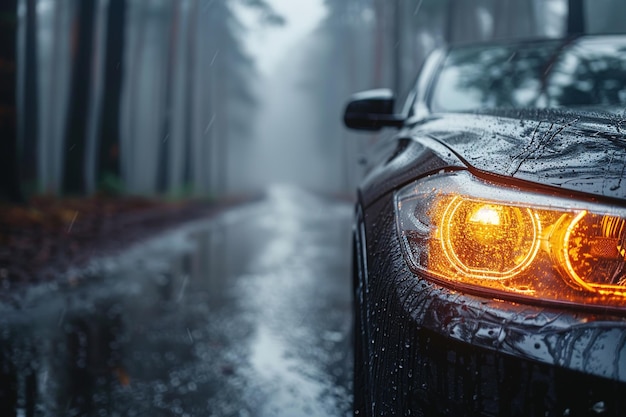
{"left": 358, "top": 108, "right": 626, "bottom": 209}
{"left": 354, "top": 193, "right": 626, "bottom": 416}
{"left": 0, "top": 187, "right": 353, "bottom": 416}
{"left": 350, "top": 36, "right": 626, "bottom": 417}
{"left": 410, "top": 109, "right": 626, "bottom": 200}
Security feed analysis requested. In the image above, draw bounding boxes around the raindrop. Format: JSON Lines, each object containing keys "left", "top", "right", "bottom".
{"left": 204, "top": 114, "right": 216, "bottom": 134}
{"left": 591, "top": 401, "right": 606, "bottom": 414}
{"left": 413, "top": 0, "right": 424, "bottom": 16}
{"left": 210, "top": 49, "right": 220, "bottom": 66}
{"left": 67, "top": 211, "right": 79, "bottom": 233}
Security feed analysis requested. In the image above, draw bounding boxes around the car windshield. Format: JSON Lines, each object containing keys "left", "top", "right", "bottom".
{"left": 430, "top": 36, "right": 626, "bottom": 112}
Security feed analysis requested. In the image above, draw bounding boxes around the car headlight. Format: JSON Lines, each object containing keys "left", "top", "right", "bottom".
{"left": 395, "top": 170, "right": 626, "bottom": 310}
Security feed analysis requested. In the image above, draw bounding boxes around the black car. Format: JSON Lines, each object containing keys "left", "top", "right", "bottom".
{"left": 344, "top": 34, "right": 626, "bottom": 417}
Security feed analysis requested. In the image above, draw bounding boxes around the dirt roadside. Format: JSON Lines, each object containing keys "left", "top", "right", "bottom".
{"left": 0, "top": 195, "right": 251, "bottom": 289}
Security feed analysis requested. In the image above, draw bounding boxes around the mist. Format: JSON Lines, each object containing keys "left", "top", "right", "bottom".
{"left": 3, "top": 0, "right": 626, "bottom": 201}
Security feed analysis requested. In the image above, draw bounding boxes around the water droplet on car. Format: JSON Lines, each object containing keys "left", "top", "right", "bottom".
{"left": 591, "top": 401, "right": 606, "bottom": 414}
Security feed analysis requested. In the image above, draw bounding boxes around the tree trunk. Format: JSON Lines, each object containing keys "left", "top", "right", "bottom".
{"left": 39, "top": 0, "right": 74, "bottom": 195}
{"left": 63, "top": 0, "right": 97, "bottom": 195}
{"left": 183, "top": 0, "right": 195, "bottom": 189}
{"left": 0, "top": 0, "right": 23, "bottom": 202}
{"left": 446, "top": 0, "right": 483, "bottom": 44}
{"left": 492, "top": 0, "right": 537, "bottom": 39}
{"left": 168, "top": 0, "right": 189, "bottom": 194}
{"left": 156, "top": 0, "right": 176, "bottom": 194}
{"left": 97, "top": 0, "right": 126, "bottom": 190}
{"left": 20, "top": 0, "right": 38, "bottom": 193}
{"left": 0, "top": 4, "right": 21, "bottom": 413}
{"left": 444, "top": 0, "right": 456, "bottom": 44}
{"left": 373, "top": 0, "right": 386, "bottom": 86}
{"left": 393, "top": 0, "right": 402, "bottom": 95}
{"left": 567, "top": 0, "right": 585, "bottom": 35}
{"left": 84, "top": 0, "right": 110, "bottom": 194}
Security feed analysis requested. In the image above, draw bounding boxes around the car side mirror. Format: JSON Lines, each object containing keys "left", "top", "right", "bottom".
{"left": 343, "top": 89, "right": 405, "bottom": 131}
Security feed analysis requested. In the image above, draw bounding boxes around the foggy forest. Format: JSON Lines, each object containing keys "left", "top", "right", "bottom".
{"left": 1, "top": 0, "right": 625, "bottom": 202}
{"left": 2, "top": 1, "right": 626, "bottom": 417}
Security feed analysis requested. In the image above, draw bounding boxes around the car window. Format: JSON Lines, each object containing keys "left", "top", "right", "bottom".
{"left": 548, "top": 37, "right": 626, "bottom": 107}
{"left": 430, "top": 37, "right": 626, "bottom": 112}
{"left": 431, "top": 41, "right": 562, "bottom": 112}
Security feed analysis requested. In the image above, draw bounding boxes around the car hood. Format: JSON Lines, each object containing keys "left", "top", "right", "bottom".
{"left": 415, "top": 107, "right": 626, "bottom": 201}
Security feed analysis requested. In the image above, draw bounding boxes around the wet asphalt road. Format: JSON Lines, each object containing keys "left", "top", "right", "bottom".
{"left": 0, "top": 186, "right": 354, "bottom": 417}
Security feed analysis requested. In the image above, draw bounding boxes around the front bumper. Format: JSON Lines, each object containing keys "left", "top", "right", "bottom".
{"left": 355, "top": 195, "right": 626, "bottom": 417}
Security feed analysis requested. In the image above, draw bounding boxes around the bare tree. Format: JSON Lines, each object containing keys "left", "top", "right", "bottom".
{"left": 97, "top": 0, "right": 126, "bottom": 193}
{"left": 0, "top": 0, "right": 23, "bottom": 202}
{"left": 20, "top": 0, "right": 38, "bottom": 192}
{"left": 38, "top": 0, "right": 74, "bottom": 194}
{"left": 84, "top": 0, "right": 112, "bottom": 194}
{"left": 567, "top": 0, "right": 585, "bottom": 35}
{"left": 493, "top": 0, "right": 537, "bottom": 39}
{"left": 63, "top": 0, "right": 97, "bottom": 194}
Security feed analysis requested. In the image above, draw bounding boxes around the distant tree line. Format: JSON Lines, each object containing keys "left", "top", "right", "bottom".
{"left": 0, "top": 0, "right": 282, "bottom": 203}
{"left": 2, "top": 0, "right": 626, "bottom": 201}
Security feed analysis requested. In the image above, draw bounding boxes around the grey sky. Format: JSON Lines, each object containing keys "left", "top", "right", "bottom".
{"left": 237, "top": 0, "right": 327, "bottom": 76}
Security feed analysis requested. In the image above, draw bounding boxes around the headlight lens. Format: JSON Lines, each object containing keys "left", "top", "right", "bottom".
{"left": 395, "top": 171, "right": 626, "bottom": 309}
{"left": 440, "top": 197, "right": 540, "bottom": 279}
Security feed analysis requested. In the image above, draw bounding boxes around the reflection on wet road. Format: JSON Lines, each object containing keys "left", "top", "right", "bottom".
{"left": 0, "top": 186, "right": 353, "bottom": 417}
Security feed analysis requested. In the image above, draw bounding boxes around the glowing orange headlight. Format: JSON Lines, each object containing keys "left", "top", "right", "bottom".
{"left": 439, "top": 197, "right": 541, "bottom": 280}
{"left": 556, "top": 211, "right": 626, "bottom": 295}
{"left": 395, "top": 171, "right": 626, "bottom": 310}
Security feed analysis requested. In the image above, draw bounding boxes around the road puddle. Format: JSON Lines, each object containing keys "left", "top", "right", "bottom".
{"left": 0, "top": 186, "right": 353, "bottom": 416}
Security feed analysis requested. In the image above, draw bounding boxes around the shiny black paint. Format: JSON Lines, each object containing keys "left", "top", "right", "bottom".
{"left": 352, "top": 35, "right": 626, "bottom": 416}
{"left": 359, "top": 107, "right": 626, "bottom": 210}
{"left": 358, "top": 136, "right": 463, "bottom": 207}
{"left": 354, "top": 192, "right": 626, "bottom": 417}
{"left": 409, "top": 108, "right": 626, "bottom": 202}
{"left": 343, "top": 89, "right": 405, "bottom": 131}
